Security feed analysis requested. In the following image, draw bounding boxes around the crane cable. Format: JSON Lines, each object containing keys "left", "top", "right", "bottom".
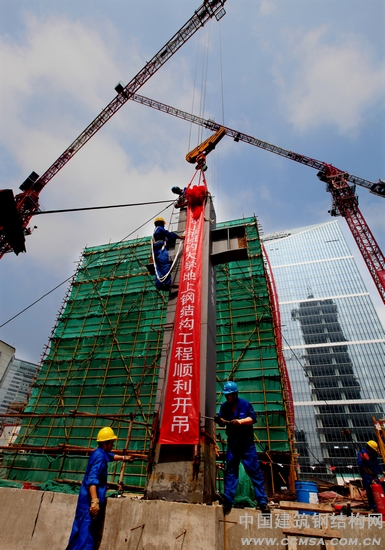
{"left": 33, "top": 199, "right": 174, "bottom": 216}
{"left": 218, "top": 20, "right": 225, "bottom": 127}
{"left": 188, "top": 22, "right": 211, "bottom": 151}
{"left": 0, "top": 201, "right": 175, "bottom": 329}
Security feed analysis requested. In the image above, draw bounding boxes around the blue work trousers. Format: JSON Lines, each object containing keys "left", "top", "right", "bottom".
{"left": 66, "top": 503, "right": 106, "bottom": 550}
{"left": 224, "top": 441, "right": 268, "bottom": 506}
{"left": 153, "top": 245, "right": 172, "bottom": 289}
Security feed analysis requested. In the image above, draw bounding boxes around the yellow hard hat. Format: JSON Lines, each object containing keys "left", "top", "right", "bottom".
{"left": 96, "top": 427, "right": 117, "bottom": 442}
{"left": 154, "top": 217, "right": 165, "bottom": 225}
{"left": 367, "top": 440, "right": 379, "bottom": 452}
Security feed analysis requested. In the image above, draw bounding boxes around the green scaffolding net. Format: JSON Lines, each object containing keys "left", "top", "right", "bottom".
{"left": 0, "top": 216, "right": 293, "bottom": 495}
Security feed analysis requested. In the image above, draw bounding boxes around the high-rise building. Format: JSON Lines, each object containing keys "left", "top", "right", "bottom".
{"left": 0, "top": 341, "right": 15, "bottom": 385}
{"left": 0, "top": 357, "right": 39, "bottom": 421}
{"left": 262, "top": 220, "right": 385, "bottom": 481}
{"left": 0, "top": 340, "right": 39, "bottom": 440}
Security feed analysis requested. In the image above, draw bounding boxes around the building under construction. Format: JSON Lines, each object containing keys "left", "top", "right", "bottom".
{"left": 0, "top": 206, "right": 294, "bottom": 499}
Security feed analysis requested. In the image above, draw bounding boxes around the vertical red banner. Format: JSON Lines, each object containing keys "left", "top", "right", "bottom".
{"left": 159, "top": 184, "right": 206, "bottom": 444}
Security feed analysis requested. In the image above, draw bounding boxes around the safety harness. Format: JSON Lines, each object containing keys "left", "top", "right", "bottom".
{"left": 151, "top": 235, "right": 183, "bottom": 285}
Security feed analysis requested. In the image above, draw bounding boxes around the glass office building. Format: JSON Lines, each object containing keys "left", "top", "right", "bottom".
{"left": 263, "top": 220, "right": 385, "bottom": 481}
{"left": 0, "top": 357, "right": 39, "bottom": 427}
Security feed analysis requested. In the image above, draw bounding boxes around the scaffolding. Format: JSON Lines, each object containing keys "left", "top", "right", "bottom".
{"left": 0, "top": 216, "right": 294, "bottom": 494}
{"left": 215, "top": 218, "right": 294, "bottom": 493}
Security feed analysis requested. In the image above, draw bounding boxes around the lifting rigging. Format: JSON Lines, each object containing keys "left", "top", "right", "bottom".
{"left": 0, "top": 0, "right": 227, "bottom": 258}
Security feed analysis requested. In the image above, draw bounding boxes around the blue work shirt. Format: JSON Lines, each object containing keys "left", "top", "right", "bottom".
{"left": 218, "top": 397, "right": 257, "bottom": 445}
{"left": 78, "top": 446, "right": 115, "bottom": 507}
{"left": 153, "top": 226, "right": 179, "bottom": 248}
{"left": 357, "top": 448, "right": 383, "bottom": 478}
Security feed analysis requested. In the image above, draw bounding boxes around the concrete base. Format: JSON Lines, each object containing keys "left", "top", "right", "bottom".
{"left": 146, "top": 437, "right": 217, "bottom": 504}
{"left": 0, "top": 487, "right": 382, "bottom": 549}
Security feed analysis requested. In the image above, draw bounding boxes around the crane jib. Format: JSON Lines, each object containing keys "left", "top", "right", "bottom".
{"left": 127, "top": 92, "right": 385, "bottom": 304}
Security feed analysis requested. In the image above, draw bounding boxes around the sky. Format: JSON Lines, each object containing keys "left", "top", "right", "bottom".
{"left": 0, "top": 0, "right": 384, "bottom": 364}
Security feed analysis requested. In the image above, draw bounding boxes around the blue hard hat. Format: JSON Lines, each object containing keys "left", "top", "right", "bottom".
{"left": 222, "top": 381, "right": 239, "bottom": 395}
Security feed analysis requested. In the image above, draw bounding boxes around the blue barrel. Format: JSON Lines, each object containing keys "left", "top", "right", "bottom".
{"left": 295, "top": 481, "right": 319, "bottom": 514}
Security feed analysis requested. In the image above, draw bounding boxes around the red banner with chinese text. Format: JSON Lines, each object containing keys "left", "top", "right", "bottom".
{"left": 159, "top": 182, "right": 206, "bottom": 444}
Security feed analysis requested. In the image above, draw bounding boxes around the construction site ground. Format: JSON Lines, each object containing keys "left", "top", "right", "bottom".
{"left": 0, "top": 486, "right": 382, "bottom": 550}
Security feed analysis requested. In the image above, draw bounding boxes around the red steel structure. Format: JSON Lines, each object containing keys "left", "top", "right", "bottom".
{"left": 0, "top": 0, "right": 227, "bottom": 258}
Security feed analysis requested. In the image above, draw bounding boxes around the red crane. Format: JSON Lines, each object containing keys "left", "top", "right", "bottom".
{"left": 0, "top": 0, "right": 227, "bottom": 258}
{"left": 127, "top": 93, "right": 385, "bottom": 304}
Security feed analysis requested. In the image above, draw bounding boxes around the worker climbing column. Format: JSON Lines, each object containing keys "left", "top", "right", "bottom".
{"left": 146, "top": 172, "right": 218, "bottom": 504}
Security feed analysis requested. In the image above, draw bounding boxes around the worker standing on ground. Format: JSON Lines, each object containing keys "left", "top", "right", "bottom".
{"left": 66, "top": 427, "right": 129, "bottom": 550}
{"left": 357, "top": 440, "right": 384, "bottom": 511}
{"left": 215, "top": 381, "right": 270, "bottom": 515}
{"left": 152, "top": 217, "right": 184, "bottom": 290}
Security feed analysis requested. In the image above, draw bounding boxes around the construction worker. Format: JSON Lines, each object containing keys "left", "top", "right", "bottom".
{"left": 171, "top": 186, "right": 187, "bottom": 208}
{"left": 357, "top": 440, "right": 384, "bottom": 511}
{"left": 66, "top": 427, "right": 130, "bottom": 550}
{"left": 215, "top": 381, "right": 270, "bottom": 515}
{"left": 152, "top": 217, "right": 184, "bottom": 290}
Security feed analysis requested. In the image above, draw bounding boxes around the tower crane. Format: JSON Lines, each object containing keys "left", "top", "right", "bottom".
{"left": 0, "top": 0, "right": 227, "bottom": 258}
{"left": 126, "top": 93, "right": 385, "bottom": 304}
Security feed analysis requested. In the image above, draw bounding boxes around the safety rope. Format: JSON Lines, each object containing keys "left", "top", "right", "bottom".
{"left": 151, "top": 236, "right": 183, "bottom": 284}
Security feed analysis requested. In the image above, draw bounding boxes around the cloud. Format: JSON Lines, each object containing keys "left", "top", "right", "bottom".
{"left": 0, "top": 13, "right": 137, "bottom": 171}
{"left": 272, "top": 25, "right": 385, "bottom": 135}
{"left": 0, "top": 10, "right": 196, "bottom": 285}
{"left": 258, "top": 0, "right": 278, "bottom": 17}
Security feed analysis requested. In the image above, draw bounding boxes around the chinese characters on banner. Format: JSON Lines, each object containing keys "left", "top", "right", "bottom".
{"left": 159, "top": 182, "right": 207, "bottom": 444}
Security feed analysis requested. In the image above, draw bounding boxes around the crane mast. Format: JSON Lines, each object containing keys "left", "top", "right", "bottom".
{"left": 0, "top": 0, "right": 227, "bottom": 258}
{"left": 128, "top": 93, "right": 385, "bottom": 303}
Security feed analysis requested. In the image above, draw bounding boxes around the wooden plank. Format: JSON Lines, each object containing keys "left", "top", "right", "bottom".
{"left": 282, "top": 527, "right": 341, "bottom": 540}
{"left": 279, "top": 501, "right": 334, "bottom": 513}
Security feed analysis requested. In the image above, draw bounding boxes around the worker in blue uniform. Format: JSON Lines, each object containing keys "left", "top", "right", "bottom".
{"left": 152, "top": 217, "right": 184, "bottom": 290}
{"left": 215, "top": 381, "right": 270, "bottom": 514}
{"left": 357, "top": 440, "right": 384, "bottom": 511}
{"left": 66, "top": 427, "right": 130, "bottom": 550}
